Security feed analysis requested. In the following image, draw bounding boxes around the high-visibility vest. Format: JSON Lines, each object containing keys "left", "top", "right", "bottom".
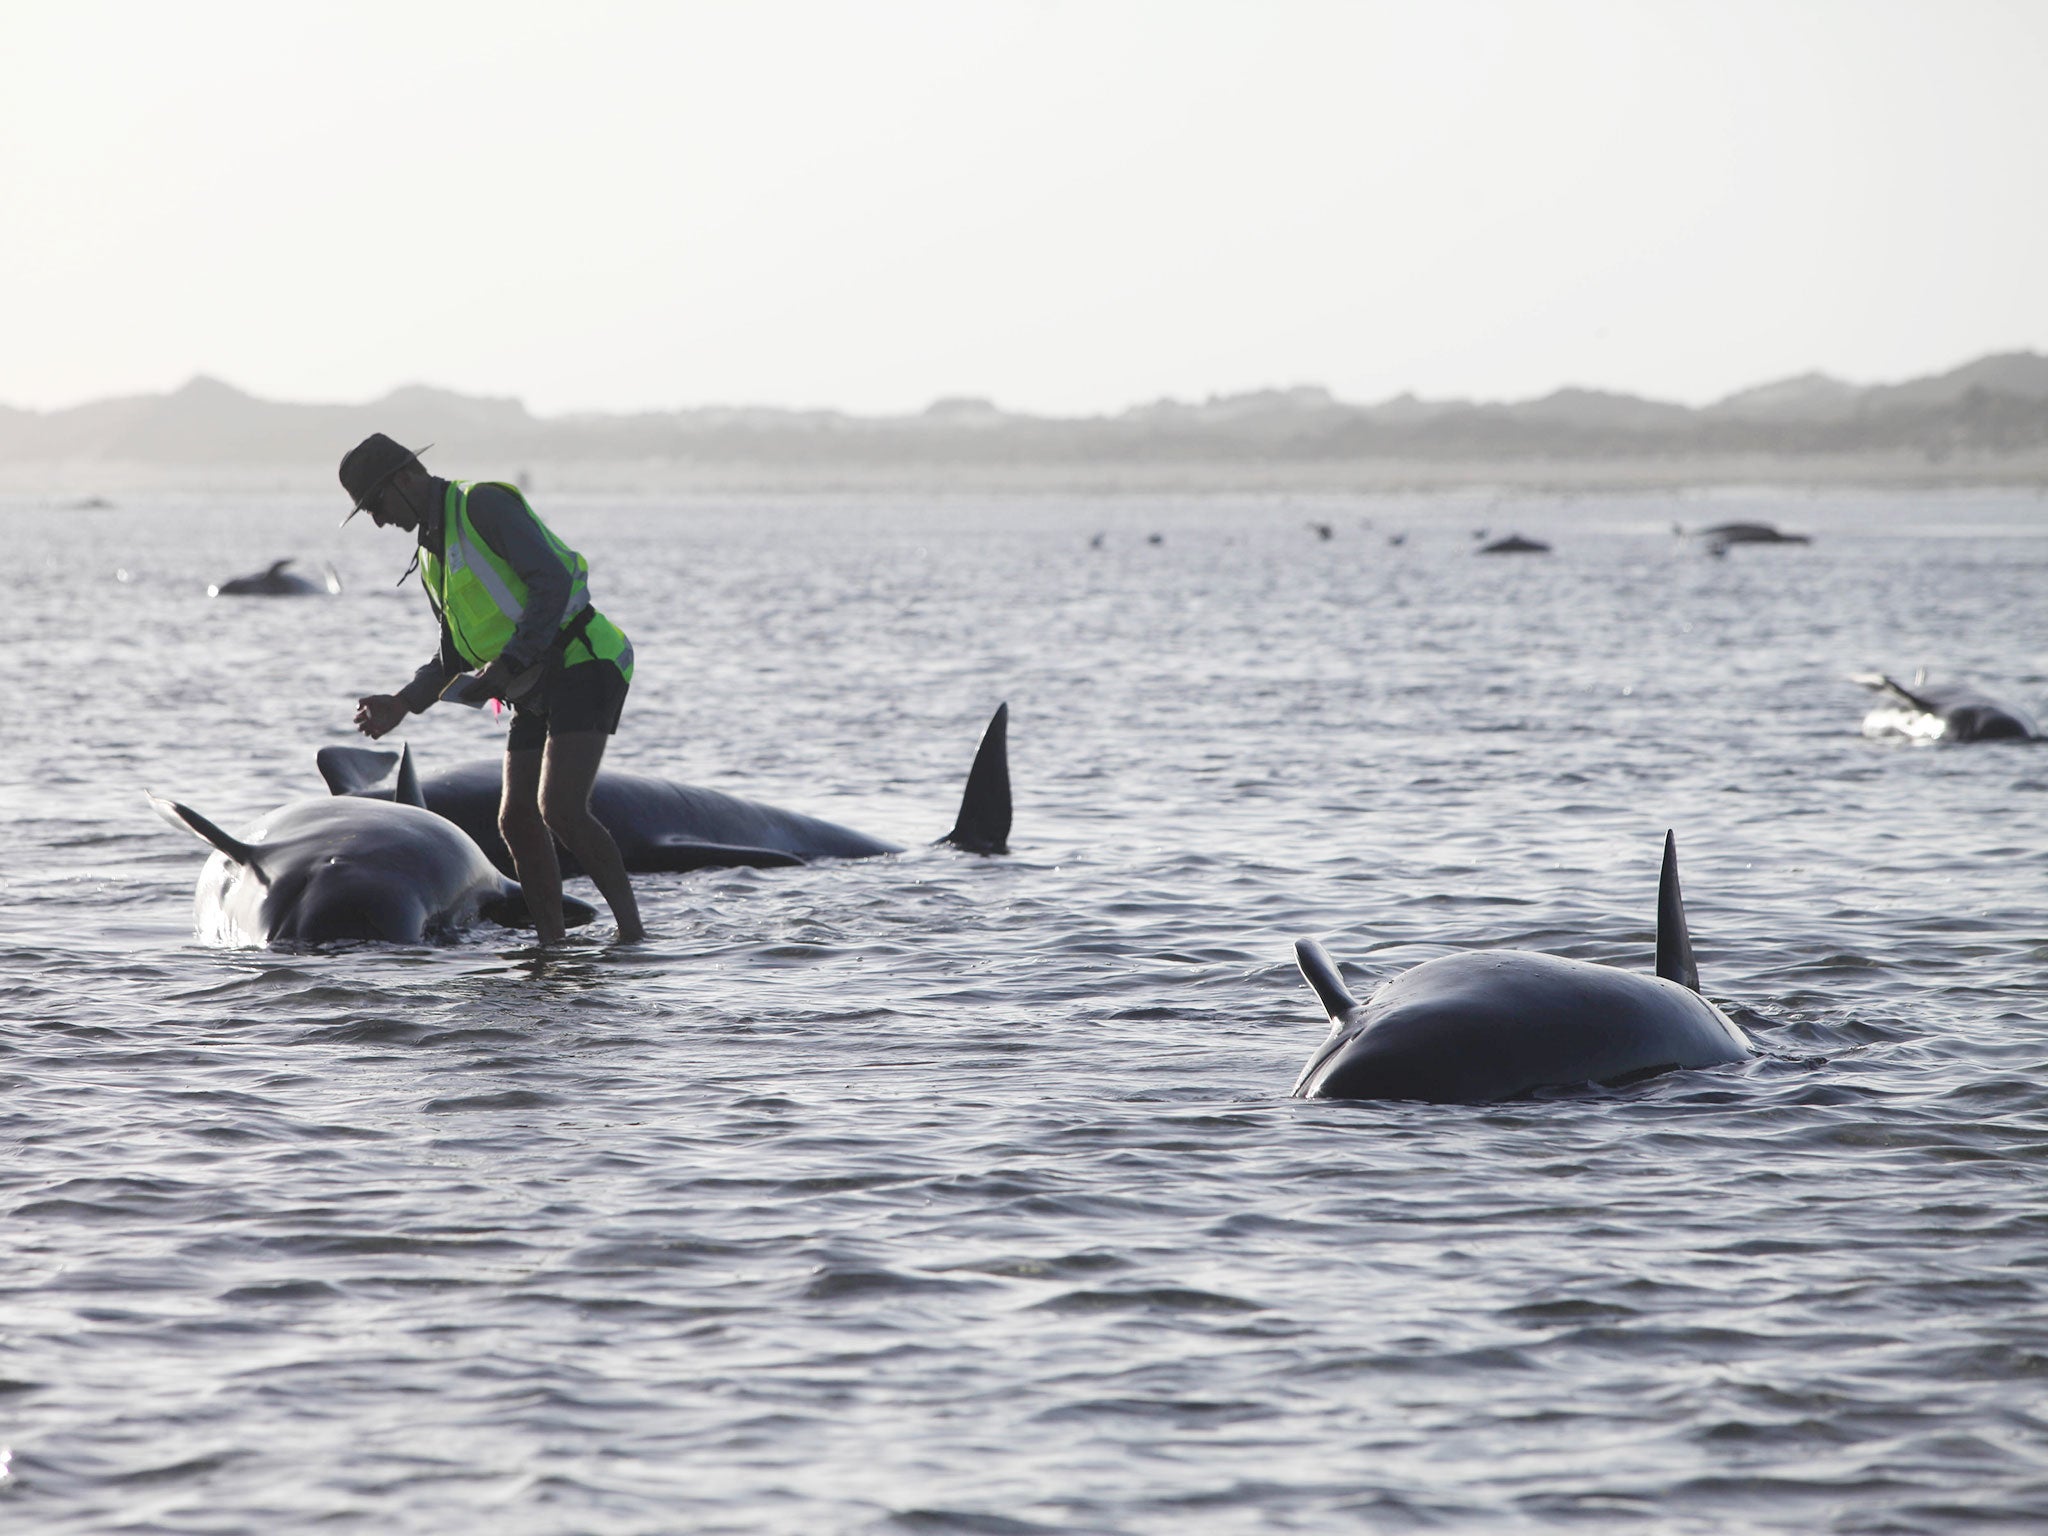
{"left": 419, "top": 481, "right": 633, "bottom": 680}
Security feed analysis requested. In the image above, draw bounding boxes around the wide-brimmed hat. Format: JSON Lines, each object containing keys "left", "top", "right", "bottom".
{"left": 338, "top": 433, "right": 433, "bottom": 525}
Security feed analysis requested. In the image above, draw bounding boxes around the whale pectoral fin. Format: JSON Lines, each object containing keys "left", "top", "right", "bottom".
{"left": 317, "top": 746, "right": 400, "bottom": 796}
{"left": 146, "top": 793, "right": 271, "bottom": 887}
{"left": 1295, "top": 938, "right": 1359, "bottom": 1021}
{"left": 1656, "top": 829, "right": 1700, "bottom": 993}
{"left": 937, "top": 702, "right": 1011, "bottom": 855}
{"left": 479, "top": 891, "right": 602, "bottom": 929}
{"left": 1857, "top": 672, "right": 1940, "bottom": 715}
{"left": 478, "top": 893, "right": 527, "bottom": 928}
{"left": 394, "top": 744, "right": 426, "bottom": 808}
{"left": 639, "top": 837, "right": 806, "bottom": 872}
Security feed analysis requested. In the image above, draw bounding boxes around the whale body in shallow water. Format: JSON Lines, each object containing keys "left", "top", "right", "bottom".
{"left": 208, "top": 558, "right": 341, "bottom": 597}
{"left": 1855, "top": 673, "right": 2041, "bottom": 744}
{"left": 316, "top": 703, "right": 1013, "bottom": 878}
{"left": 1291, "top": 833, "right": 1755, "bottom": 1103}
{"left": 150, "top": 748, "right": 593, "bottom": 946}
{"left": 1688, "top": 521, "right": 1810, "bottom": 549}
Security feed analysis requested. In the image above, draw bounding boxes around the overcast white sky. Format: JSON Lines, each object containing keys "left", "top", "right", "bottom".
{"left": 3, "top": 0, "right": 2044, "bottom": 416}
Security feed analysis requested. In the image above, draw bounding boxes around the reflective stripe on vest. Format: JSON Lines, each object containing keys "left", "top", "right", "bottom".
{"left": 419, "top": 481, "right": 632, "bottom": 678}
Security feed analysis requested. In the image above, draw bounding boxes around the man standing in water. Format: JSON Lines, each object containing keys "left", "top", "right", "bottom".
{"left": 341, "top": 433, "right": 646, "bottom": 944}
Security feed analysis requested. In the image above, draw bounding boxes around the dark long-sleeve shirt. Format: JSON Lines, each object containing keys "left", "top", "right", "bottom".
{"left": 397, "top": 481, "right": 573, "bottom": 714}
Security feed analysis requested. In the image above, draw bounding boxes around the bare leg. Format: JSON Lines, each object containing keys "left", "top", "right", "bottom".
{"left": 499, "top": 745, "right": 567, "bottom": 943}
{"left": 538, "top": 730, "right": 646, "bottom": 942}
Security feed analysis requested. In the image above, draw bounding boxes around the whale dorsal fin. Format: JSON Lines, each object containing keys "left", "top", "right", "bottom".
{"left": 265, "top": 559, "right": 293, "bottom": 577}
{"left": 394, "top": 743, "right": 426, "bottom": 808}
{"left": 938, "top": 702, "right": 1012, "bottom": 855}
{"left": 1295, "top": 938, "right": 1359, "bottom": 1021}
{"left": 317, "top": 745, "right": 399, "bottom": 796}
{"left": 1656, "top": 829, "right": 1699, "bottom": 993}
{"left": 147, "top": 793, "right": 271, "bottom": 887}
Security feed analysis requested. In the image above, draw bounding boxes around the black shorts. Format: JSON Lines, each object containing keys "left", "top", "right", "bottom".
{"left": 506, "top": 660, "right": 630, "bottom": 752}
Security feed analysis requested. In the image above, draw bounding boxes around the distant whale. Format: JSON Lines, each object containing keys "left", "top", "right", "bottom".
{"left": 1291, "top": 832, "right": 1754, "bottom": 1103}
{"left": 208, "top": 558, "right": 342, "bottom": 597}
{"left": 1690, "top": 521, "right": 1810, "bottom": 545}
{"left": 149, "top": 747, "right": 593, "bottom": 946}
{"left": 316, "top": 703, "right": 1013, "bottom": 878}
{"left": 1686, "top": 521, "right": 1810, "bottom": 557}
{"left": 1854, "top": 673, "right": 2041, "bottom": 744}
{"left": 1478, "top": 534, "right": 1550, "bottom": 555}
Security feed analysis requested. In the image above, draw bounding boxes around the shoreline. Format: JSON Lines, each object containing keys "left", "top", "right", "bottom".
{"left": 5, "top": 449, "right": 2048, "bottom": 498}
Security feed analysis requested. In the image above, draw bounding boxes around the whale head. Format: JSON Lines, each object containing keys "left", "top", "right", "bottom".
{"left": 151, "top": 763, "right": 595, "bottom": 948}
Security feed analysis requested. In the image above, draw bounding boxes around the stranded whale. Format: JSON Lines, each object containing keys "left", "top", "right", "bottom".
{"left": 315, "top": 703, "right": 1012, "bottom": 878}
{"left": 1687, "top": 520, "right": 1810, "bottom": 549}
{"left": 1477, "top": 534, "right": 1550, "bottom": 555}
{"left": 1854, "top": 672, "right": 2041, "bottom": 744}
{"left": 150, "top": 746, "right": 594, "bottom": 946}
{"left": 207, "top": 558, "right": 342, "bottom": 597}
{"left": 1684, "top": 522, "right": 1812, "bottom": 559}
{"left": 1291, "top": 832, "right": 1754, "bottom": 1103}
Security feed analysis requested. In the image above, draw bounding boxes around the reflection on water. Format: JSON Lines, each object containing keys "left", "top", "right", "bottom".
{"left": 3, "top": 486, "right": 2047, "bottom": 1532}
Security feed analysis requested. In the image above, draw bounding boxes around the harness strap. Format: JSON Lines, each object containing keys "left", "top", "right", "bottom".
{"left": 553, "top": 604, "right": 598, "bottom": 661}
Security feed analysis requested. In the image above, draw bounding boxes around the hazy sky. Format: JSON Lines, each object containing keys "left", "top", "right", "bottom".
{"left": 4, "top": 0, "right": 2045, "bottom": 416}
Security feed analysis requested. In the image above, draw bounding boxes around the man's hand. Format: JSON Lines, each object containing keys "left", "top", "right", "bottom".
{"left": 474, "top": 659, "right": 513, "bottom": 698}
{"left": 354, "top": 694, "right": 408, "bottom": 739}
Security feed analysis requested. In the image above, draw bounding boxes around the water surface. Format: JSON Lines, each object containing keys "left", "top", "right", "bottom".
{"left": 4, "top": 486, "right": 2047, "bottom": 1532}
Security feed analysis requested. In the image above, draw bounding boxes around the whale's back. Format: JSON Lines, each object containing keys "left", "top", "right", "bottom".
{"left": 1294, "top": 950, "right": 1752, "bottom": 1103}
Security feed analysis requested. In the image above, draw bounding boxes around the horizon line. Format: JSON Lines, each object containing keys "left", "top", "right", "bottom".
{"left": 6, "top": 345, "right": 2044, "bottom": 422}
